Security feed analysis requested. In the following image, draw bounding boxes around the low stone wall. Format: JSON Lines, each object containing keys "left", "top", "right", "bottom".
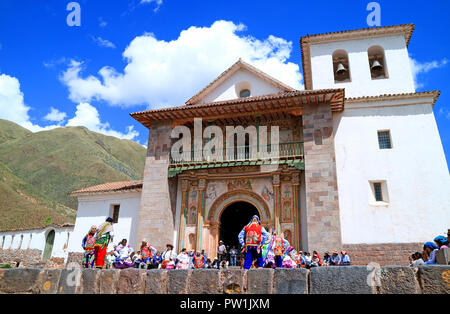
{"left": 0, "top": 266, "right": 448, "bottom": 294}
{"left": 343, "top": 243, "right": 423, "bottom": 266}
{"left": 0, "top": 249, "right": 64, "bottom": 268}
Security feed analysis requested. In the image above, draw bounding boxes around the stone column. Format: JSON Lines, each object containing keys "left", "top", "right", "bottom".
{"left": 195, "top": 179, "right": 206, "bottom": 250}
{"left": 302, "top": 101, "right": 342, "bottom": 253}
{"left": 272, "top": 174, "right": 281, "bottom": 233}
{"left": 291, "top": 172, "right": 301, "bottom": 250}
{"left": 136, "top": 121, "right": 175, "bottom": 251}
{"left": 177, "top": 179, "right": 189, "bottom": 252}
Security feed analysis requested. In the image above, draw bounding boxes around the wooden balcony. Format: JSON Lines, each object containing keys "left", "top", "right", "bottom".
{"left": 169, "top": 141, "right": 304, "bottom": 167}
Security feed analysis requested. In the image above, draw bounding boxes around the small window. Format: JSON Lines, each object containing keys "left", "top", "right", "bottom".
{"left": 239, "top": 89, "right": 251, "bottom": 98}
{"left": 111, "top": 205, "right": 120, "bottom": 223}
{"left": 378, "top": 130, "right": 392, "bottom": 149}
{"left": 373, "top": 182, "right": 383, "bottom": 202}
{"left": 332, "top": 50, "right": 351, "bottom": 83}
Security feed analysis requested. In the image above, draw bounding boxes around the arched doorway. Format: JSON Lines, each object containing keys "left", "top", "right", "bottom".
{"left": 219, "top": 201, "right": 259, "bottom": 249}
{"left": 43, "top": 230, "right": 55, "bottom": 260}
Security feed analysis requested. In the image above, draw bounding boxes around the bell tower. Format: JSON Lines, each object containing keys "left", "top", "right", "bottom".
{"left": 300, "top": 24, "right": 416, "bottom": 98}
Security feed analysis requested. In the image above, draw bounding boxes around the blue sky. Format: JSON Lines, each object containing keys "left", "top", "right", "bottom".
{"left": 0, "top": 0, "right": 449, "bottom": 167}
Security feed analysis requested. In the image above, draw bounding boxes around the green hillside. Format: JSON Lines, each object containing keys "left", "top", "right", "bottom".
{"left": 0, "top": 120, "right": 147, "bottom": 230}
{"left": 0, "top": 161, "right": 75, "bottom": 231}
{"left": 0, "top": 119, "right": 32, "bottom": 144}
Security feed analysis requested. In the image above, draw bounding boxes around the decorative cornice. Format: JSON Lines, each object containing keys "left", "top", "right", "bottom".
{"left": 344, "top": 91, "right": 440, "bottom": 107}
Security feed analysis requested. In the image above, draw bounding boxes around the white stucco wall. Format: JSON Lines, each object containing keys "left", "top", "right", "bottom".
{"left": 334, "top": 99, "right": 450, "bottom": 244}
{"left": 309, "top": 35, "right": 415, "bottom": 97}
{"left": 67, "top": 191, "right": 141, "bottom": 253}
{"left": 199, "top": 68, "right": 285, "bottom": 104}
{"left": 0, "top": 227, "right": 73, "bottom": 259}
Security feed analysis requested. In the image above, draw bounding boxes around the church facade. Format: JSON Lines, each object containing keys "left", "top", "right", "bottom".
{"left": 67, "top": 24, "right": 450, "bottom": 265}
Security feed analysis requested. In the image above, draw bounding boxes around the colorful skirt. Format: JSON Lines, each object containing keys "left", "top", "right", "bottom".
{"left": 176, "top": 261, "right": 190, "bottom": 269}
{"left": 82, "top": 250, "right": 95, "bottom": 268}
{"left": 94, "top": 244, "right": 107, "bottom": 268}
{"left": 113, "top": 257, "right": 134, "bottom": 269}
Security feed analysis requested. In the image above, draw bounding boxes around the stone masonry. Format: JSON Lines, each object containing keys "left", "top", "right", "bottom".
{"left": 0, "top": 266, "right": 448, "bottom": 294}
{"left": 343, "top": 242, "right": 424, "bottom": 266}
{"left": 135, "top": 121, "right": 175, "bottom": 251}
{"left": 302, "top": 101, "right": 342, "bottom": 253}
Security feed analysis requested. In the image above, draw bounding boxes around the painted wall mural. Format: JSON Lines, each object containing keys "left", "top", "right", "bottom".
{"left": 227, "top": 179, "right": 252, "bottom": 191}
{"left": 261, "top": 185, "right": 273, "bottom": 202}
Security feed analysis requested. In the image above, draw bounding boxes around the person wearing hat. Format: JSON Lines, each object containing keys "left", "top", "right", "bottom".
{"left": 329, "top": 250, "right": 340, "bottom": 266}
{"left": 339, "top": 250, "right": 351, "bottom": 266}
{"left": 238, "top": 215, "right": 269, "bottom": 269}
{"left": 94, "top": 217, "right": 114, "bottom": 268}
{"left": 217, "top": 240, "right": 227, "bottom": 263}
{"left": 161, "top": 244, "right": 177, "bottom": 269}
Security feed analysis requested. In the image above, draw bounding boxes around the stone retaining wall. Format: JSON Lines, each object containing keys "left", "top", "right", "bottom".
{"left": 342, "top": 243, "right": 423, "bottom": 266}
{"left": 0, "top": 266, "right": 448, "bottom": 294}
{"left": 0, "top": 249, "right": 64, "bottom": 268}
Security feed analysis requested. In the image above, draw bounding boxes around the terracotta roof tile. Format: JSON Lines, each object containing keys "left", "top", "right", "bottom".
{"left": 70, "top": 180, "right": 143, "bottom": 196}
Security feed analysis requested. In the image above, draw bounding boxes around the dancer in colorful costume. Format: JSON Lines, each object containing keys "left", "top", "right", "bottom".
{"left": 281, "top": 246, "right": 296, "bottom": 268}
{"left": 192, "top": 250, "right": 207, "bottom": 269}
{"left": 81, "top": 225, "right": 97, "bottom": 268}
{"left": 138, "top": 239, "right": 157, "bottom": 269}
{"left": 268, "top": 231, "right": 290, "bottom": 268}
{"left": 113, "top": 239, "right": 134, "bottom": 269}
{"left": 238, "top": 215, "right": 269, "bottom": 269}
{"left": 94, "top": 217, "right": 114, "bottom": 268}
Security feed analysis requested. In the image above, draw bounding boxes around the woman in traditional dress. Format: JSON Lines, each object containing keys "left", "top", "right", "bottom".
{"left": 94, "top": 217, "right": 114, "bottom": 269}
{"left": 176, "top": 248, "right": 190, "bottom": 269}
{"left": 161, "top": 244, "right": 177, "bottom": 269}
{"left": 81, "top": 225, "right": 97, "bottom": 268}
{"left": 113, "top": 239, "right": 134, "bottom": 269}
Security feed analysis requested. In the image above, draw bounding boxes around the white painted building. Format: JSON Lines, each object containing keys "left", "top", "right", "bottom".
{"left": 0, "top": 225, "right": 73, "bottom": 262}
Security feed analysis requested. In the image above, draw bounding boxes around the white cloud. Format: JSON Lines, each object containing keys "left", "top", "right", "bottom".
{"left": 61, "top": 20, "right": 303, "bottom": 109}
{"left": 410, "top": 56, "right": 448, "bottom": 89}
{"left": 0, "top": 74, "right": 58, "bottom": 132}
{"left": 44, "top": 107, "right": 67, "bottom": 123}
{"left": 66, "top": 102, "right": 139, "bottom": 140}
{"left": 0, "top": 73, "right": 139, "bottom": 140}
{"left": 99, "top": 17, "right": 107, "bottom": 28}
{"left": 92, "top": 36, "right": 116, "bottom": 49}
{"left": 140, "top": 0, "right": 163, "bottom": 12}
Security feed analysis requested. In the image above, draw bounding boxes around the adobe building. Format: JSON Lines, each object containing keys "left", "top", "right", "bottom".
{"left": 66, "top": 24, "right": 450, "bottom": 265}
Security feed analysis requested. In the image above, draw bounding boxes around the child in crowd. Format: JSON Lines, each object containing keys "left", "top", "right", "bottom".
{"left": 106, "top": 251, "right": 115, "bottom": 269}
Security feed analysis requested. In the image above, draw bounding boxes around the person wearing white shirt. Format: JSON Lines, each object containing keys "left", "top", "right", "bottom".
{"left": 113, "top": 239, "right": 134, "bottom": 269}
{"left": 161, "top": 244, "right": 177, "bottom": 269}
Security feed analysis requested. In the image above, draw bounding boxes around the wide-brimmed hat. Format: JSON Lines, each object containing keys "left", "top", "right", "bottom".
{"left": 166, "top": 244, "right": 174, "bottom": 249}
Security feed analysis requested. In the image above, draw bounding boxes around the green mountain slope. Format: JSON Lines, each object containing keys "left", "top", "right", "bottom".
{"left": 0, "top": 120, "right": 147, "bottom": 223}
{"left": 0, "top": 119, "right": 32, "bottom": 144}
{"left": 0, "top": 162, "right": 76, "bottom": 231}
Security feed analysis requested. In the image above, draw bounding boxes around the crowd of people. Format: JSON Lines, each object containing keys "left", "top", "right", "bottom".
{"left": 81, "top": 216, "right": 352, "bottom": 270}
{"left": 81, "top": 217, "right": 448, "bottom": 270}
{"left": 409, "top": 233, "right": 449, "bottom": 266}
